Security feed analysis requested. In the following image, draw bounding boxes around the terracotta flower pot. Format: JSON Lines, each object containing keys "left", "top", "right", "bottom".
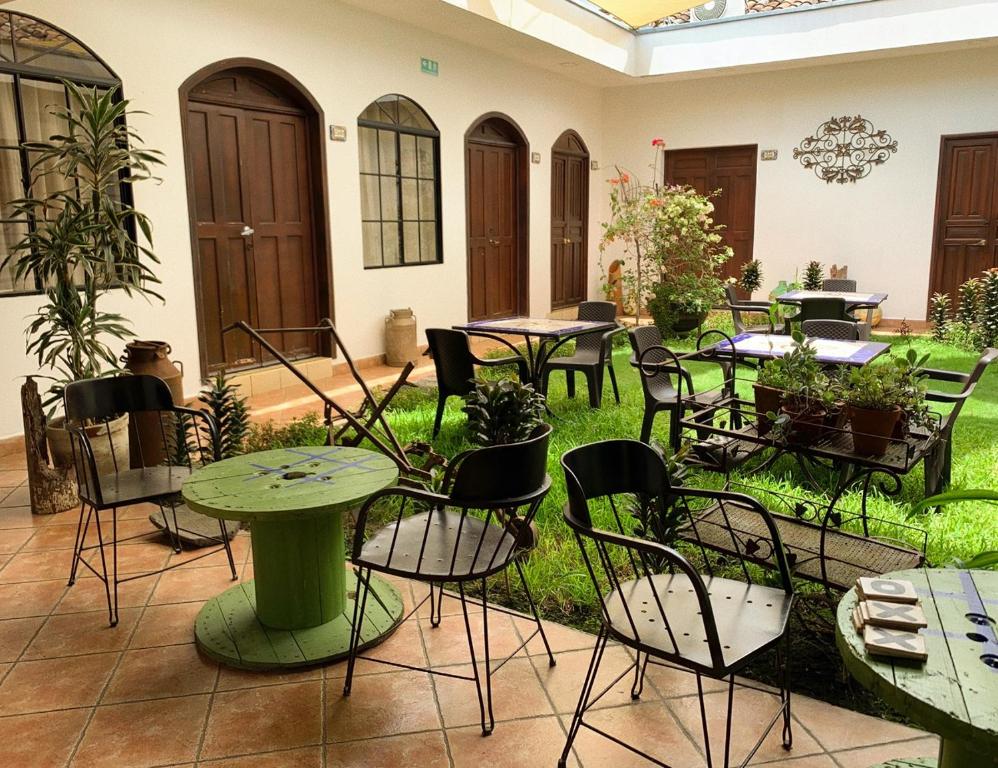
{"left": 847, "top": 405, "right": 902, "bottom": 457}
{"left": 780, "top": 403, "right": 827, "bottom": 446}
{"left": 46, "top": 413, "right": 130, "bottom": 478}
{"left": 753, "top": 384, "right": 784, "bottom": 436}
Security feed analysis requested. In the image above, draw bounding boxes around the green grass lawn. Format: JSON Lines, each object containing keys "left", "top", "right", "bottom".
{"left": 374, "top": 328, "right": 998, "bottom": 714}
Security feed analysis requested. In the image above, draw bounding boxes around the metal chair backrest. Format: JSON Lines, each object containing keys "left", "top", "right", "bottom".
{"left": 425, "top": 328, "right": 477, "bottom": 397}
{"left": 561, "top": 439, "right": 727, "bottom": 669}
{"left": 821, "top": 278, "right": 857, "bottom": 292}
{"left": 448, "top": 423, "right": 551, "bottom": 505}
{"left": 575, "top": 301, "right": 617, "bottom": 356}
{"left": 794, "top": 296, "right": 853, "bottom": 324}
{"left": 64, "top": 375, "right": 174, "bottom": 425}
{"left": 801, "top": 319, "right": 860, "bottom": 341}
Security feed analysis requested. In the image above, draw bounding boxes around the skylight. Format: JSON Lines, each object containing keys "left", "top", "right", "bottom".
{"left": 568, "top": 0, "right": 835, "bottom": 30}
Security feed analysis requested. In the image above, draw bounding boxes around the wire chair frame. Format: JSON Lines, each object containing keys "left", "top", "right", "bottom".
{"left": 343, "top": 425, "right": 556, "bottom": 736}
{"left": 64, "top": 375, "right": 237, "bottom": 627}
{"left": 558, "top": 440, "right": 795, "bottom": 768}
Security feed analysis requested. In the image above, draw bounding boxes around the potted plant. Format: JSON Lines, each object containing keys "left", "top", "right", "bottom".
{"left": 600, "top": 140, "right": 732, "bottom": 335}
{"left": 739, "top": 259, "right": 763, "bottom": 299}
{"left": 762, "top": 332, "right": 838, "bottom": 445}
{"left": 462, "top": 377, "right": 549, "bottom": 548}
{"left": 842, "top": 364, "right": 905, "bottom": 456}
{"left": 3, "top": 83, "right": 163, "bottom": 471}
{"left": 754, "top": 357, "right": 788, "bottom": 436}
{"left": 803, "top": 260, "right": 824, "bottom": 291}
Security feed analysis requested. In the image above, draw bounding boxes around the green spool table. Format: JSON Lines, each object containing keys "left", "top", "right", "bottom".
{"left": 836, "top": 569, "right": 998, "bottom": 768}
{"left": 183, "top": 446, "right": 403, "bottom": 669}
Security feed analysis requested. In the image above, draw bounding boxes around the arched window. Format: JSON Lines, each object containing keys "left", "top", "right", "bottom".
{"left": 358, "top": 94, "right": 441, "bottom": 268}
{"left": 0, "top": 11, "right": 120, "bottom": 294}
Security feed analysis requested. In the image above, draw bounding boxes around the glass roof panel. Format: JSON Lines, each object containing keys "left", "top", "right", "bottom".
{"left": 591, "top": 1, "right": 694, "bottom": 28}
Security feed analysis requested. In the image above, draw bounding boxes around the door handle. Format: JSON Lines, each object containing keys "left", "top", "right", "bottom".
{"left": 975, "top": 239, "right": 987, "bottom": 246}
{"left": 488, "top": 238, "right": 500, "bottom": 246}
{"left": 563, "top": 238, "right": 572, "bottom": 245}
{"left": 241, "top": 225, "right": 255, "bottom": 237}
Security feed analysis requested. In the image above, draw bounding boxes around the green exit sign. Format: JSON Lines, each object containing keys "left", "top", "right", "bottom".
{"left": 420, "top": 57, "right": 439, "bottom": 76}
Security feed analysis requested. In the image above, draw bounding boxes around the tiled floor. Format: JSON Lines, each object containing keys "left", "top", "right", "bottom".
{"left": 0, "top": 454, "right": 938, "bottom": 768}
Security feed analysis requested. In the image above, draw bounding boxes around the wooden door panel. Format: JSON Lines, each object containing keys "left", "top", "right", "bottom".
{"left": 551, "top": 149, "right": 588, "bottom": 309}
{"left": 930, "top": 136, "right": 998, "bottom": 303}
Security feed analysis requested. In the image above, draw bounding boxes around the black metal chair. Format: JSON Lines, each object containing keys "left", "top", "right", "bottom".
{"left": 344, "top": 423, "right": 556, "bottom": 736}
{"left": 725, "top": 284, "right": 773, "bottom": 335}
{"left": 922, "top": 348, "right": 998, "bottom": 496}
{"left": 628, "top": 326, "right": 724, "bottom": 450}
{"left": 539, "top": 301, "right": 623, "bottom": 408}
{"left": 559, "top": 440, "right": 794, "bottom": 768}
{"left": 801, "top": 319, "right": 860, "bottom": 341}
{"left": 64, "top": 375, "right": 237, "bottom": 626}
{"left": 425, "top": 328, "right": 529, "bottom": 437}
{"left": 820, "top": 278, "right": 856, "bottom": 292}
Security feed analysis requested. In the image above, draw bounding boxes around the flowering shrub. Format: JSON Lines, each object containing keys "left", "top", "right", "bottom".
{"left": 600, "top": 140, "right": 732, "bottom": 334}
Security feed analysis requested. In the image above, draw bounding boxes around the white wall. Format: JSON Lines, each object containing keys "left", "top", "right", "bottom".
{"left": 0, "top": 0, "right": 606, "bottom": 437}
{"left": 601, "top": 46, "right": 998, "bottom": 319}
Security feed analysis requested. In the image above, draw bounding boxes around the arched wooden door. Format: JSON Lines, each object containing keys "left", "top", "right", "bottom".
{"left": 181, "top": 61, "right": 331, "bottom": 375}
{"left": 551, "top": 130, "right": 589, "bottom": 309}
{"left": 465, "top": 114, "right": 529, "bottom": 321}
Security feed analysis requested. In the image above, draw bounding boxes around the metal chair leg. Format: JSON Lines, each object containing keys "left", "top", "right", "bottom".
{"left": 429, "top": 582, "right": 443, "bottom": 628}
{"left": 514, "top": 559, "right": 555, "bottom": 667}
{"left": 559, "top": 625, "right": 609, "bottom": 768}
{"left": 696, "top": 672, "right": 714, "bottom": 768}
{"left": 480, "top": 578, "right": 495, "bottom": 735}
{"left": 91, "top": 508, "right": 115, "bottom": 627}
{"left": 780, "top": 634, "right": 793, "bottom": 749}
{"left": 631, "top": 650, "right": 648, "bottom": 700}
{"left": 458, "top": 582, "right": 492, "bottom": 736}
{"left": 723, "top": 675, "right": 736, "bottom": 768}
{"left": 68, "top": 503, "right": 90, "bottom": 586}
{"left": 219, "top": 518, "right": 238, "bottom": 580}
{"left": 343, "top": 566, "right": 371, "bottom": 696}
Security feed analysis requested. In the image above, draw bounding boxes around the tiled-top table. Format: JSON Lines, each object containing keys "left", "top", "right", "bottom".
{"left": 715, "top": 332, "right": 890, "bottom": 366}
{"left": 183, "top": 446, "right": 403, "bottom": 669}
{"left": 778, "top": 289, "right": 888, "bottom": 308}
{"left": 836, "top": 568, "right": 998, "bottom": 768}
{"left": 454, "top": 316, "right": 618, "bottom": 385}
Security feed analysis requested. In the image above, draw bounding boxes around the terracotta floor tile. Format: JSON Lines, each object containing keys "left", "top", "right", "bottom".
{"left": 421, "top": 609, "right": 524, "bottom": 668}
{"left": 326, "top": 731, "right": 449, "bottom": 767}
{"left": 114, "top": 502, "right": 164, "bottom": 521}
{"left": 0, "top": 548, "right": 75, "bottom": 582}
{"left": 413, "top": 586, "right": 481, "bottom": 620}
{"left": 0, "top": 526, "right": 32, "bottom": 554}
{"left": 830, "top": 736, "right": 939, "bottom": 768}
{"left": 72, "top": 694, "right": 210, "bottom": 768}
{"left": 0, "top": 505, "right": 41, "bottom": 530}
{"left": 669, "top": 687, "right": 822, "bottom": 765}
{"left": 565, "top": 703, "right": 703, "bottom": 768}
{"left": 749, "top": 756, "right": 838, "bottom": 767}
{"left": 201, "top": 681, "right": 323, "bottom": 759}
{"left": 202, "top": 746, "right": 323, "bottom": 767}
{"left": 21, "top": 521, "right": 84, "bottom": 551}
{"left": 167, "top": 534, "right": 250, "bottom": 569}
{"left": 790, "top": 694, "right": 927, "bottom": 751}
{"left": 83, "top": 541, "right": 172, "bottom": 575}
{"left": 0, "top": 708, "right": 90, "bottom": 768}
{"left": 0, "top": 651, "right": 119, "bottom": 715}
{"left": 0, "top": 578, "right": 67, "bottom": 619}
{"left": 643, "top": 658, "right": 728, "bottom": 699}
{"left": 0, "top": 471, "right": 28, "bottom": 492}
{"left": 149, "top": 564, "right": 239, "bottom": 604}
{"left": 23, "top": 608, "right": 140, "bottom": 659}
{"left": 434, "top": 657, "right": 553, "bottom": 728}
{"left": 216, "top": 663, "right": 321, "bottom": 691}
{"left": 448, "top": 715, "right": 577, "bottom": 768}
{"left": 326, "top": 670, "right": 441, "bottom": 742}
{"left": 358, "top": 619, "right": 427, "bottom": 668}
{"left": 514, "top": 615, "right": 595, "bottom": 656}
{"left": 0, "top": 616, "right": 44, "bottom": 661}
{"left": 55, "top": 575, "right": 154, "bottom": 615}
{"left": 128, "top": 602, "right": 200, "bottom": 648}
{"left": 533, "top": 644, "right": 642, "bottom": 714}
{"left": 103, "top": 643, "right": 217, "bottom": 703}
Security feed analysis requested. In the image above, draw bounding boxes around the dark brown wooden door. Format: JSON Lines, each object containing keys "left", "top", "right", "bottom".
{"left": 664, "top": 145, "right": 757, "bottom": 284}
{"left": 467, "top": 139, "right": 520, "bottom": 320}
{"left": 929, "top": 134, "right": 998, "bottom": 303}
{"left": 551, "top": 132, "right": 588, "bottom": 309}
{"left": 185, "top": 72, "right": 320, "bottom": 372}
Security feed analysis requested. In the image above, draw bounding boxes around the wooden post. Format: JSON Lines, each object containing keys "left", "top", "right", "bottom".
{"left": 21, "top": 376, "right": 76, "bottom": 515}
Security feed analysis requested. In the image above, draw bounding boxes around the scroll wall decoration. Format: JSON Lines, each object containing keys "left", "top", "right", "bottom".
{"left": 793, "top": 115, "right": 897, "bottom": 184}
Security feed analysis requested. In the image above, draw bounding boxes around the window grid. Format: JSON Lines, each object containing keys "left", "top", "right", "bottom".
{"left": 357, "top": 96, "right": 442, "bottom": 270}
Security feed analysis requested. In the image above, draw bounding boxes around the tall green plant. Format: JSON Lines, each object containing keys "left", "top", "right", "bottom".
{"left": 955, "top": 277, "right": 980, "bottom": 327}
{"left": 928, "top": 292, "right": 951, "bottom": 343}
{"left": 802, "top": 260, "right": 824, "bottom": 291}
{"left": 200, "top": 370, "right": 250, "bottom": 459}
{"left": 462, "top": 378, "right": 545, "bottom": 446}
{"left": 977, "top": 267, "right": 998, "bottom": 348}
{"left": 2, "top": 82, "right": 163, "bottom": 411}
{"left": 738, "top": 259, "right": 763, "bottom": 295}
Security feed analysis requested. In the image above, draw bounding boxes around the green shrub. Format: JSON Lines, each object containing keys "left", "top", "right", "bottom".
{"left": 245, "top": 412, "right": 328, "bottom": 452}
{"left": 802, "top": 260, "right": 824, "bottom": 291}
{"left": 200, "top": 370, "right": 250, "bottom": 458}
{"left": 462, "top": 377, "right": 545, "bottom": 446}
{"left": 929, "top": 292, "right": 951, "bottom": 343}
{"left": 978, "top": 268, "right": 998, "bottom": 348}
{"left": 738, "top": 259, "right": 763, "bottom": 295}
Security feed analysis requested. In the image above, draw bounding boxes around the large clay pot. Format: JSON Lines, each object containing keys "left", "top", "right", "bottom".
{"left": 780, "top": 402, "right": 827, "bottom": 446}
{"left": 847, "top": 405, "right": 901, "bottom": 457}
{"left": 122, "top": 341, "right": 184, "bottom": 467}
{"left": 47, "top": 413, "right": 130, "bottom": 478}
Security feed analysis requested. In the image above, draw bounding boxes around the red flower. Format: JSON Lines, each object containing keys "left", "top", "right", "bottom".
{"left": 608, "top": 177, "right": 620, "bottom": 185}
{"left": 649, "top": 198, "right": 663, "bottom": 207}
{"left": 620, "top": 173, "right": 630, "bottom": 183}
{"left": 651, "top": 137, "right": 666, "bottom": 147}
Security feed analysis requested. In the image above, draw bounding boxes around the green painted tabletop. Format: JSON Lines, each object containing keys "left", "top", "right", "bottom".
{"left": 836, "top": 568, "right": 998, "bottom": 755}
{"left": 182, "top": 446, "right": 398, "bottom": 522}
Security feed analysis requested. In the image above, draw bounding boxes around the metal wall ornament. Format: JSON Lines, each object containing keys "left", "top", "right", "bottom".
{"left": 793, "top": 115, "right": 898, "bottom": 184}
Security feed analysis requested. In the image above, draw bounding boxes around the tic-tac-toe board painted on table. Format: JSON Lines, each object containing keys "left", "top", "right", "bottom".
{"left": 183, "top": 446, "right": 399, "bottom": 521}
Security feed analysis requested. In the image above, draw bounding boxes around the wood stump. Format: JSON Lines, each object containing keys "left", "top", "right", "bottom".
{"left": 21, "top": 377, "right": 77, "bottom": 515}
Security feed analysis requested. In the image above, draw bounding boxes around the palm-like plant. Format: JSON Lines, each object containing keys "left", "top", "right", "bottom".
{"left": 3, "top": 82, "right": 163, "bottom": 411}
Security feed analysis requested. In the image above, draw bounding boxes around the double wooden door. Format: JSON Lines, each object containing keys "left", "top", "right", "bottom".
{"left": 551, "top": 136, "right": 588, "bottom": 309}
{"left": 929, "top": 134, "right": 998, "bottom": 303}
{"left": 185, "top": 78, "right": 320, "bottom": 373}
{"left": 664, "top": 145, "right": 757, "bottom": 283}
{"left": 466, "top": 138, "right": 521, "bottom": 320}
